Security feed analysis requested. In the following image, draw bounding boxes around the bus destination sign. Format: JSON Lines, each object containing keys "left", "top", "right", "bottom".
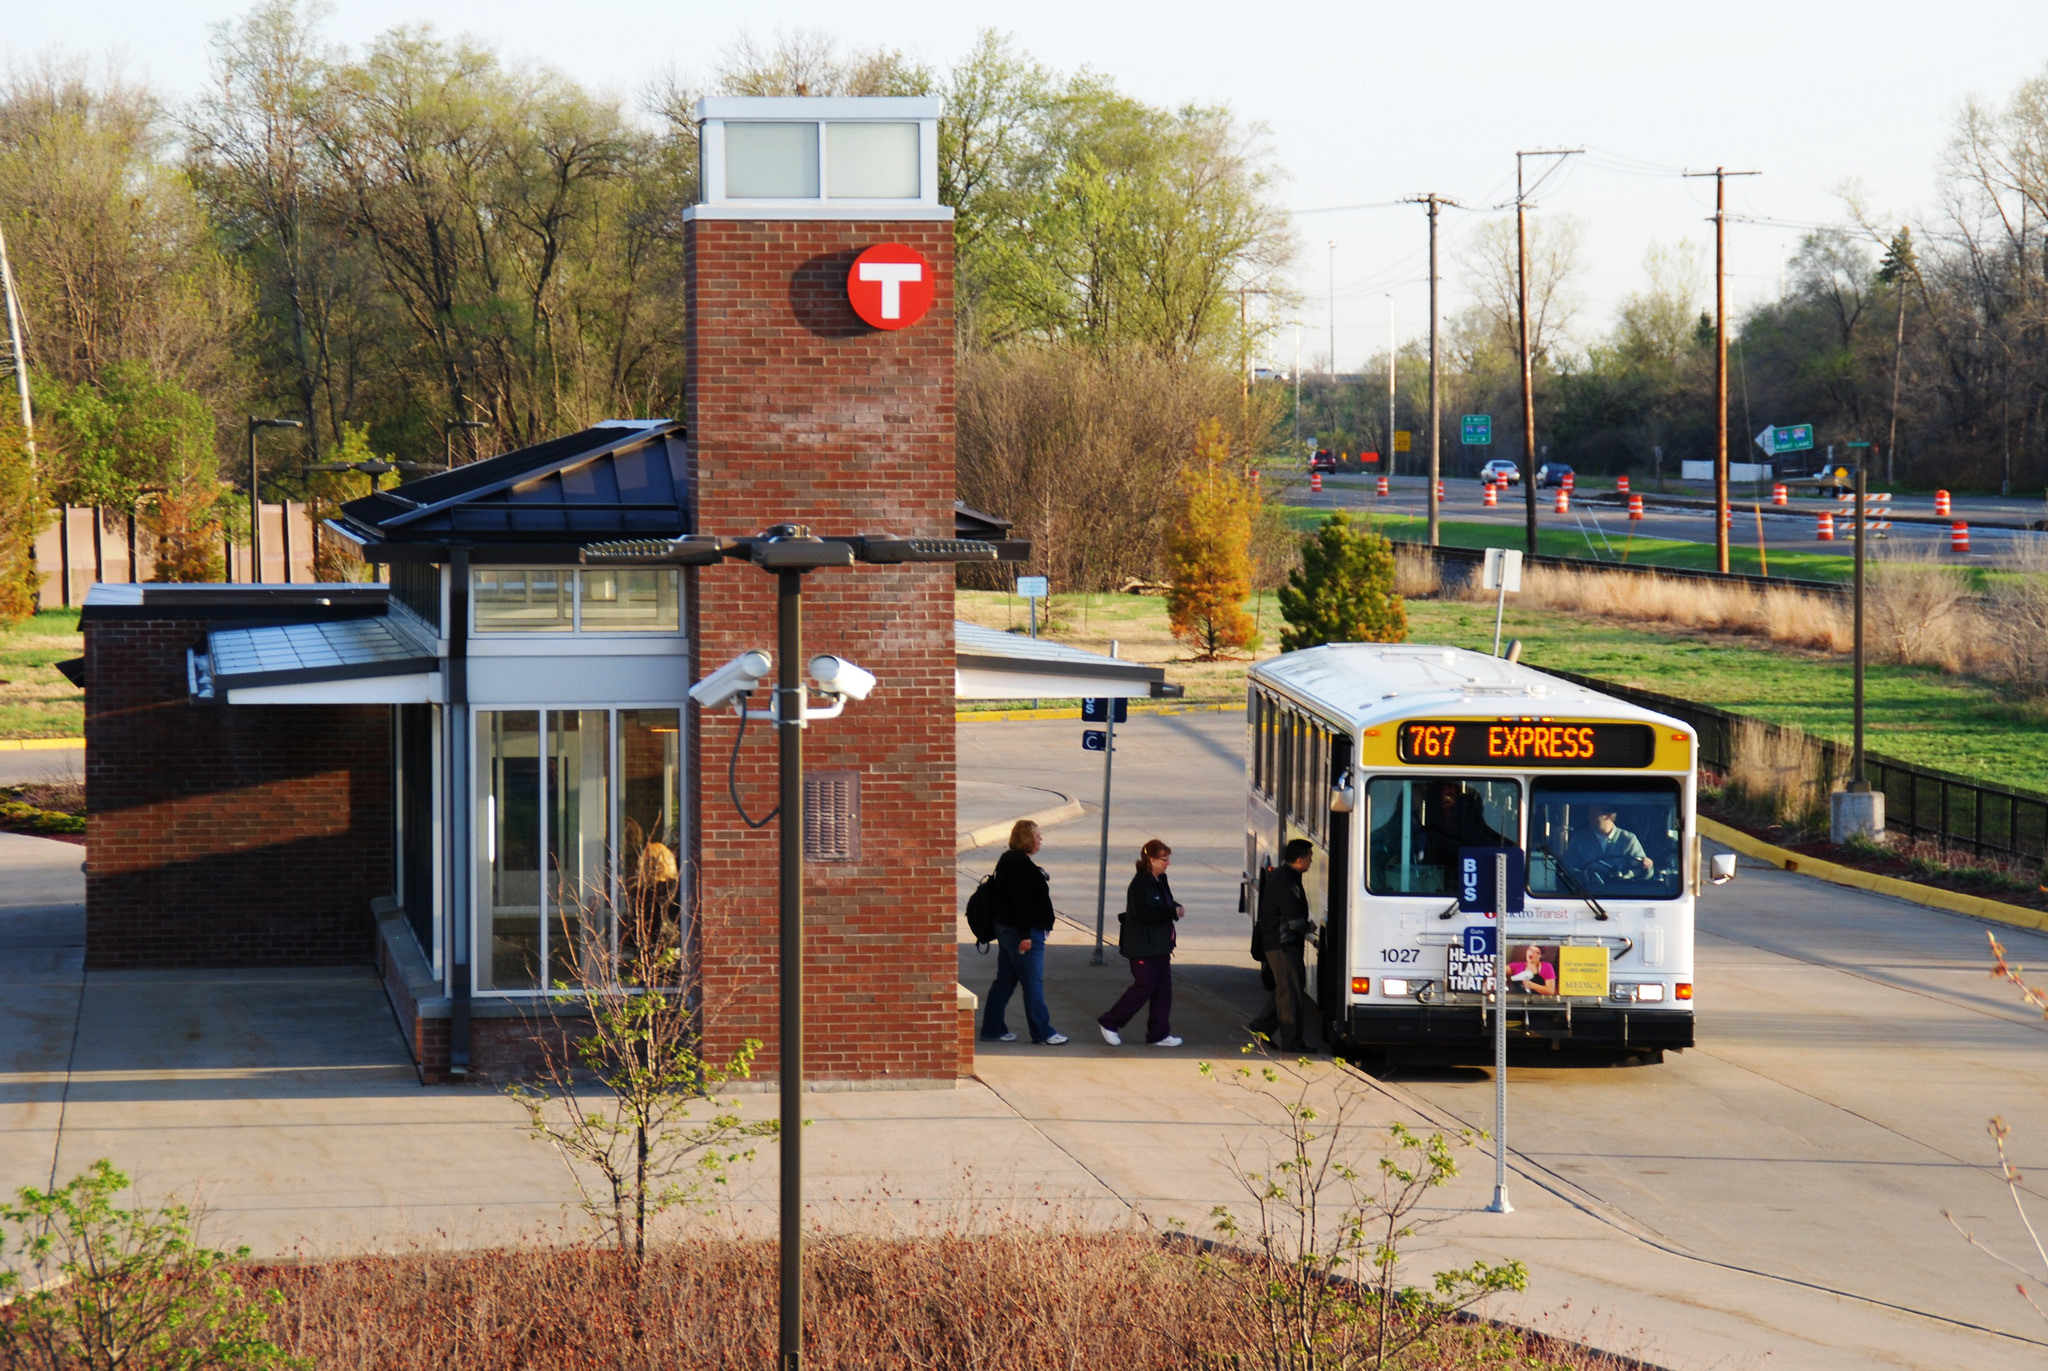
{"left": 1396, "top": 720, "right": 1655, "bottom": 768}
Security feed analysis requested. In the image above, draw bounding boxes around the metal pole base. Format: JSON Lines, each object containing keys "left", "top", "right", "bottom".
{"left": 1487, "top": 1190, "right": 1514, "bottom": 1215}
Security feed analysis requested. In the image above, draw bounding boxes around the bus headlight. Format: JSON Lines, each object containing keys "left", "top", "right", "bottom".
{"left": 1610, "top": 982, "right": 1667, "bottom": 1003}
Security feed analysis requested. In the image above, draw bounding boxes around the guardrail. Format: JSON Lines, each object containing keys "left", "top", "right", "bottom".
{"left": 1406, "top": 541, "right": 1848, "bottom": 598}
{"left": 1542, "top": 668, "right": 2048, "bottom": 868}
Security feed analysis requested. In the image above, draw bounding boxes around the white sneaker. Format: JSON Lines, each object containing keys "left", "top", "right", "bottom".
{"left": 1099, "top": 1025, "right": 1122, "bottom": 1046}
{"left": 1152, "top": 1036, "right": 1183, "bottom": 1048}
{"left": 1043, "top": 1033, "right": 1069, "bottom": 1046}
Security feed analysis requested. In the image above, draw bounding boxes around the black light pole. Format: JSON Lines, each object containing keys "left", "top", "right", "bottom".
{"left": 583, "top": 527, "right": 1006, "bottom": 1371}
{"left": 445, "top": 417, "right": 489, "bottom": 470}
{"left": 247, "top": 417, "right": 303, "bottom": 581}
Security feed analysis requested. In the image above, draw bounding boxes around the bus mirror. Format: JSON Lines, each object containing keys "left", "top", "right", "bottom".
{"left": 1330, "top": 774, "right": 1355, "bottom": 814}
{"left": 1709, "top": 852, "right": 1737, "bottom": 885}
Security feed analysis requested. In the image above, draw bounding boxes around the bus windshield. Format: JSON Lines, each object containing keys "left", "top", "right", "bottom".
{"left": 1527, "top": 778, "right": 1683, "bottom": 900}
{"left": 1364, "top": 776, "right": 1521, "bottom": 895}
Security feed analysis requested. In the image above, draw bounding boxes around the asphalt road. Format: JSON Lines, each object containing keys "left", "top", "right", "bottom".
{"left": 1295, "top": 473, "right": 2048, "bottom": 563}
{"left": 960, "top": 711, "right": 2048, "bottom": 1363}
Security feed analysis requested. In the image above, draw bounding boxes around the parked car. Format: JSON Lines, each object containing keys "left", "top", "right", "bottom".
{"left": 1536, "top": 462, "right": 1575, "bottom": 488}
{"left": 1480, "top": 458, "right": 1520, "bottom": 485}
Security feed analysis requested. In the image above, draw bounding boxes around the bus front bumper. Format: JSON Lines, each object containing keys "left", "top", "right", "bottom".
{"left": 1343, "top": 1003, "right": 1694, "bottom": 1052}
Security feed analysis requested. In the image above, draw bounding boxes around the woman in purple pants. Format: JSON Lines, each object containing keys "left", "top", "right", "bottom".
{"left": 1098, "top": 839, "right": 1184, "bottom": 1047}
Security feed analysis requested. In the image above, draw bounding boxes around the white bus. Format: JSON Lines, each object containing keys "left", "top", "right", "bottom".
{"left": 1245, "top": 644, "right": 1701, "bottom": 1061}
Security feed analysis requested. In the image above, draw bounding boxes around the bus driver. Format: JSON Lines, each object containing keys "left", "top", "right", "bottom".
{"left": 1563, "top": 805, "right": 1655, "bottom": 884}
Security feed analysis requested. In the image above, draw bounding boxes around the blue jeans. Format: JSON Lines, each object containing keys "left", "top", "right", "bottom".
{"left": 982, "top": 925, "right": 1055, "bottom": 1043}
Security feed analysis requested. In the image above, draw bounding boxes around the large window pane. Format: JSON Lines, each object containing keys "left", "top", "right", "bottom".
{"left": 620, "top": 710, "right": 683, "bottom": 963}
{"left": 725, "top": 121, "right": 819, "bottom": 198}
{"left": 579, "top": 569, "right": 679, "bottom": 632}
{"left": 478, "top": 711, "right": 541, "bottom": 989}
{"left": 473, "top": 568, "right": 571, "bottom": 632}
{"left": 546, "top": 711, "right": 611, "bottom": 986}
{"left": 826, "top": 121, "right": 918, "bottom": 198}
{"left": 1528, "top": 778, "right": 1682, "bottom": 900}
{"left": 1364, "top": 776, "right": 1521, "bottom": 895}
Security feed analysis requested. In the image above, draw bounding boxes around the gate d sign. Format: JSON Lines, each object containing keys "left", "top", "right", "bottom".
{"left": 847, "top": 243, "right": 934, "bottom": 330}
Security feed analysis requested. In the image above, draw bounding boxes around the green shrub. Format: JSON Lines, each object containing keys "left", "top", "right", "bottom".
{"left": 1278, "top": 511, "right": 1407, "bottom": 651}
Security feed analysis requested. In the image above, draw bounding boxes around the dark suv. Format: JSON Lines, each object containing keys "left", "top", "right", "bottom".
{"left": 1536, "top": 462, "right": 1575, "bottom": 489}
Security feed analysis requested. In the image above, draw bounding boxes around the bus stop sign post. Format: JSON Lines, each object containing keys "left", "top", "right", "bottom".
{"left": 1482, "top": 548, "right": 1523, "bottom": 657}
{"left": 1489, "top": 849, "right": 1513, "bottom": 1214}
{"left": 1084, "top": 683, "right": 1126, "bottom": 966}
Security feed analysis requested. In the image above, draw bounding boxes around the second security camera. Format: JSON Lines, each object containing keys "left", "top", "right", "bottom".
{"left": 807, "top": 654, "right": 876, "bottom": 701}
{"left": 690, "top": 649, "right": 772, "bottom": 711}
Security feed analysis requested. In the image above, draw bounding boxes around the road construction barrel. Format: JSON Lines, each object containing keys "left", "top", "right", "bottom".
{"left": 1628, "top": 494, "right": 1644, "bottom": 520}
{"left": 1436, "top": 480, "right": 1445, "bottom": 501}
{"left": 1617, "top": 474, "right": 1630, "bottom": 494}
{"left": 1483, "top": 481, "right": 1498, "bottom": 507}
{"left": 1554, "top": 488, "right": 1569, "bottom": 513}
{"left": 1377, "top": 475, "right": 1390, "bottom": 497}
{"left": 1311, "top": 470, "right": 1322, "bottom": 493}
{"left": 1951, "top": 521, "right": 1970, "bottom": 554}
{"left": 1935, "top": 489, "right": 1951, "bottom": 517}
{"left": 1817, "top": 512, "right": 1834, "bottom": 541}
{"left": 1772, "top": 483, "right": 1788, "bottom": 506}
{"left": 1562, "top": 471, "right": 1575, "bottom": 491}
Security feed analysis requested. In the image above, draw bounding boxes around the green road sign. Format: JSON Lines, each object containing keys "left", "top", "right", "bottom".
{"left": 1461, "top": 414, "right": 1492, "bottom": 446}
{"left": 1753, "top": 423, "right": 1814, "bottom": 456}
{"left": 1846, "top": 440, "right": 1873, "bottom": 448}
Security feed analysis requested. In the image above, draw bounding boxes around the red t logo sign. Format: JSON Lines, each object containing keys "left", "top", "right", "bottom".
{"left": 847, "top": 243, "right": 934, "bottom": 330}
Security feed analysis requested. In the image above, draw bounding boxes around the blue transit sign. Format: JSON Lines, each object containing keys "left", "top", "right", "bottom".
{"left": 1457, "top": 846, "right": 1525, "bottom": 914}
{"left": 1463, "top": 924, "right": 1498, "bottom": 959}
{"left": 1082, "top": 729, "right": 1108, "bottom": 751}
{"left": 1461, "top": 414, "right": 1492, "bottom": 446}
{"left": 1082, "top": 697, "right": 1128, "bottom": 724}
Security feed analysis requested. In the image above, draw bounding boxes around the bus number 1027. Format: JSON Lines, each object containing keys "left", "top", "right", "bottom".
{"left": 1380, "top": 948, "right": 1421, "bottom": 964}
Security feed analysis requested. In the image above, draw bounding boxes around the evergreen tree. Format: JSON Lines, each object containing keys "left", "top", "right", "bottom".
{"left": 1165, "top": 418, "right": 1260, "bottom": 659}
{"left": 1278, "top": 511, "right": 1407, "bottom": 651}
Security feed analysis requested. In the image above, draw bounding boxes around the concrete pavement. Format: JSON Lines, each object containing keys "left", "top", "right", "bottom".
{"left": 6, "top": 716, "right": 2048, "bottom": 1365}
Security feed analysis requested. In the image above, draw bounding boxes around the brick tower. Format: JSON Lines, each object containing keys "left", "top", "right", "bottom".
{"left": 685, "top": 98, "right": 960, "bottom": 1084}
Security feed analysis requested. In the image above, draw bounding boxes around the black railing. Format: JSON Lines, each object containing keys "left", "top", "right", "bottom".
{"left": 1542, "top": 668, "right": 2048, "bottom": 868}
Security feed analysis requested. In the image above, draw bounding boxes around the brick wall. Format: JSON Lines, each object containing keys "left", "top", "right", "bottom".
{"left": 84, "top": 617, "right": 390, "bottom": 968}
{"left": 686, "top": 218, "right": 959, "bottom": 1084}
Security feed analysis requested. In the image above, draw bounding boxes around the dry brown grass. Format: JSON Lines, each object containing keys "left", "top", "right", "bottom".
{"left": 247, "top": 1234, "right": 1640, "bottom": 1371}
{"left": 1717, "top": 718, "right": 1846, "bottom": 836}
{"left": 1453, "top": 563, "right": 1851, "bottom": 653}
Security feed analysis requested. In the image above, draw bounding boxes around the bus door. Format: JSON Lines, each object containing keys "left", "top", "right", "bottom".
{"left": 1314, "top": 736, "right": 1354, "bottom": 1023}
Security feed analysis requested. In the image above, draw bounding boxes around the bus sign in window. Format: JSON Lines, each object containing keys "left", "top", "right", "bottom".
{"left": 1396, "top": 719, "right": 1654, "bottom": 768}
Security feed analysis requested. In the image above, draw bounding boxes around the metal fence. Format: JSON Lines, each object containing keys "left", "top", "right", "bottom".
{"left": 1543, "top": 668, "right": 2048, "bottom": 869}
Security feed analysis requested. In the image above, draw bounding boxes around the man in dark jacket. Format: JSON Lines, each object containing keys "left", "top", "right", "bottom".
{"left": 1248, "top": 838, "right": 1316, "bottom": 1052}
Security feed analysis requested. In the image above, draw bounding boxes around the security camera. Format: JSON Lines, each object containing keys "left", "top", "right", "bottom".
{"left": 690, "top": 649, "right": 772, "bottom": 712}
{"left": 807, "top": 654, "right": 876, "bottom": 702}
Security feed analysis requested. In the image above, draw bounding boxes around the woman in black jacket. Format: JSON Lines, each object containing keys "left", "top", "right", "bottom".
{"left": 980, "top": 819, "right": 1067, "bottom": 1046}
{"left": 1097, "top": 839, "right": 1184, "bottom": 1047}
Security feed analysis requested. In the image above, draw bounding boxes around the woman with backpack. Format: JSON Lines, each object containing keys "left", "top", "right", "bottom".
{"left": 1097, "top": 838, "right": 1183, "bottom": 1048}
{"left": 979, "top": 819, "right": 1067, "bottom": 1046}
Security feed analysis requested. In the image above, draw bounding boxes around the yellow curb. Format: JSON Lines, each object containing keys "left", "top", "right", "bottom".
{"left": 1700, "top": 817, "right": 2048, "bottom": 932}
{"left": 956, "top": 794, "right": 1087, "bottom": 853}
{"left": 0, "top": 738, "right": 83, "bottom": 751}
{"left": 957, "top": 702, "right": 1244, "bottom": 723}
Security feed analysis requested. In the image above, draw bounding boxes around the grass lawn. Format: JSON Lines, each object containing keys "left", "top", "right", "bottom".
{"left": 0, "top": 609, "right": 83, "bottom": 739}
{"left": 956, "top": 587, "right": 2048, "bottom": 796}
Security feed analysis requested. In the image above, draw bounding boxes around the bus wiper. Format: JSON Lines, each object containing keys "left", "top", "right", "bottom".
{"left": 1547, "top": 853, "right": 1610, "bottom": 921}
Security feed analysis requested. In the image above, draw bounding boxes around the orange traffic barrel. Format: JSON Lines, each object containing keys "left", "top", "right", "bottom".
{"left": 1628, "top": 494, "right": 1644, "bottom": 520}
{"left": 1311, "top": 470, "right": 1322, "bottom": 493}
{"left": 1483, "top": 480, "right": 1498, "bottom": 507}
{"left": 1816, "top": 511, "right": 1834, "bottom": 541}
{"left": 1377, "top": 475, "right": 1390, "bottom": 496}
{"left": 1772, "top": 483, "right": 1788, "bottom": 506}
{"left": 1934, "top": 489, "right": 1951, "bottom": 517}
{"left": 1436, "top": 480, "right": 1445, "bottom": 500}
{"left": 1951, "top": 521, "right": 1970, "bottom": 554}
{"left": 1554, "top": 488, "right": 1569, "bottom": 513}
{"left": 1562, "top": 471, "right": 1575, "bottom": 491}
{"left": 1617, "top": 474, "right": 1630, "bottom": 494}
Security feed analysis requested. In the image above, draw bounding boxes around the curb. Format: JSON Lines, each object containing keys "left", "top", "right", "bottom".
{"left": 958, "top": 702, "right": 1243, "bottom": 723}
{"left": 1700, "top": 817, "right": 2048, "bottom": 932}
{"left": 956, "top": 792, "right": 1086, "bottom": 853}
{"left": 0, "top": 738, "right": 83, "bottom": 751}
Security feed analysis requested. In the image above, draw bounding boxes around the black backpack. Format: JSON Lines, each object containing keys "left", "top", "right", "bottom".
{"left": 964, "top": 872, "right": 1001, "bottom": 951}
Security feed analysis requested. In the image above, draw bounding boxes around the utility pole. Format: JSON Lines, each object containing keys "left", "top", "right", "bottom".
{"left": 1516, "top": 149, "right": 1581, "bottom": 554}
{"left": 1385, "top": 294, "right": 1396, "bottom": 482}
{"left": 1327, "top": 240, "right": 1337, "bottom": 376}
{"left": 1684, "top": 166, "right": 1759, "bottom": 573}
{"left": 0, "top": 223, "right": 33, "bottom": 470}
{"left": 1407, "top": 194, "right": 1459, "bottom": 547}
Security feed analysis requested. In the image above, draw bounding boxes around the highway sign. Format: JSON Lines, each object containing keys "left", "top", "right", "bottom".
{"left": 1016, "top": 575, "right": 1048, "bottom": 599}
{"left": 1461, "top": 414, "right": 1492, "bottom": 446}
{"left": 1394, "top": 430, "right": 1412, "bottom": 452}
{"left": 1082, "top": 729, "right": 1108, "bottom": 752}
{"left": 1754, "top": 423, "right": 1814, "bottom": 457}
{"left": 1846, "top": 440, "right": 1873, "bottom": 449}
{"left": 1081, "top": 697, "right": 1128, "bottom": 724}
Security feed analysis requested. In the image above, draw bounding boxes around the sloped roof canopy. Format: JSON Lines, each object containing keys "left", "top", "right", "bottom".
{"left": 954, "top": 619, "right": 1181, "bottom": 701}
{"left": 333, "top": 421, "right": 688, "bottom": 559}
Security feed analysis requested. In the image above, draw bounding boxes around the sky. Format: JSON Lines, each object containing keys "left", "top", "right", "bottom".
{"left": 11, "top": 1, "right": 2048, "bottom": 373}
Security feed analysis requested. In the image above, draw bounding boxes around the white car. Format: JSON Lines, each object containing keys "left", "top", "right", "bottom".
{"left": 1480, "top": 459, "right": 1521, "bottom": 485}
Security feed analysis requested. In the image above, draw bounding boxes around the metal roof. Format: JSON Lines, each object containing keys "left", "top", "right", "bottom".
{"left": 954, "top": 620, "right": 1180, "bottom": 700}
{"left": 337, "top": 422, "right": 687, "bottom": 544}
{"left": 1252, "top": 644, "right": 1687, "bottom": 731}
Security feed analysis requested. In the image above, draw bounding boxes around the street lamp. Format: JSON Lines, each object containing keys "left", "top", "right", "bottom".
{"left": 445, "top": 417, "right": 490, "bottom": 470}
{"left": 582, "top": 525, "right": 1000, "bottom": 1371}
{"left": 247, "top": 416, "right": 303, "bottom": 582}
